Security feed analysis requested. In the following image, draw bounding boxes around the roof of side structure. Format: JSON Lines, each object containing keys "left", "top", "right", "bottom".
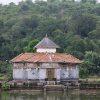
{"left": 35, "top": 36, "right": 60, "bottom": 48}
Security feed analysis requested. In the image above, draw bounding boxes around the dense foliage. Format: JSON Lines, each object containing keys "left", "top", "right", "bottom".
{"left": 0, "top": 0, "right": 100, "bottom": 78}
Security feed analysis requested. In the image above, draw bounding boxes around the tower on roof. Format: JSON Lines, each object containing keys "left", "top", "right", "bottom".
{"left": 35, "top": 35, "right": 60, "bottom": 53}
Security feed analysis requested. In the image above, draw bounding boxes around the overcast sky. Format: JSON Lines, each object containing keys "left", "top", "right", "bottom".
{"left": 0, "top": 0, "right": 100, "bottom": 5}
{"left": 0, "top": 0, "right": 24, "bottom": 5}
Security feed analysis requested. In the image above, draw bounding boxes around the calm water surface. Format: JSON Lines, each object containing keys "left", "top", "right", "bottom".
{"left": 0, "top": 90, "right": 100, "bottom": 100}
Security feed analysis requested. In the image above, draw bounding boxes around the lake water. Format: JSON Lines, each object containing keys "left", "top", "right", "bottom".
{"left": 0, "top": 90, "right": 100, "bottom": 100}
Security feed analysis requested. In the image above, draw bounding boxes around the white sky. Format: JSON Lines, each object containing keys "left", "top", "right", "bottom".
{"left": 0, "top": 0, "right": 100, "bottom": 5}
{"left": 0, "top": 0, "right": 25, "bottom": 5}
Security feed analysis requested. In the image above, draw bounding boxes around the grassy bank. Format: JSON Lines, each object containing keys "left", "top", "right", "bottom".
{"left": 80, "top": 77, "right": 100, "bottom": 82}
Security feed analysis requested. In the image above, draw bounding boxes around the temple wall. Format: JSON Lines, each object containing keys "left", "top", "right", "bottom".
{"left": 60, "top": 68, "right": 69, "bottom": 79}
{"left": 41, "top": 63, "right": 59, "bottom": 68}
{"left": 55, "top": 69, "right": 61, "bottom": 80}
{"left": 13, "top": 63, "right": 37, "bottom": 68}
{"left": 39, "top": 69, "right": 46, "bottom": 80}
{"left": 13, "top": 68, "right": 46, "bottom": 80}
{"left": 76, "top": 66, "right": 79, "bottom": 78}
{"left": 13, "top": 69, "right": 24, "bottom": 79}
{"left": 72, "top": 66, "right": 79, "bottom": 78}
{"left": 13, "top": 63, "right": 79, "bottom": 80}
{"left": 68, "top": 66, "right": 79, "bottom": 79}
{"left": 27, "top": 68, "right": 39, "bottom": 79}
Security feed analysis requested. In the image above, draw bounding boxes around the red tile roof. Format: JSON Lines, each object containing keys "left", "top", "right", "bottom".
{"left": 10, "top": 53, "right": 81, "bottom": 64}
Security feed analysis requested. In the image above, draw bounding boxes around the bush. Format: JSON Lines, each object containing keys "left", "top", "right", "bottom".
{"left": 1, "top": 82, "right": 10, "bottom": 90}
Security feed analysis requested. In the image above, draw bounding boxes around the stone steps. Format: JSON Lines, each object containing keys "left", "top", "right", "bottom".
{"left": 44, "top": 85, "right": 65, "bottom": 91}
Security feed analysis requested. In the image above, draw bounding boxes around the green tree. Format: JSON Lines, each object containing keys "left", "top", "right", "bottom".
{"left": 24, "top": 39, "right": 39, "bottom": 52}
{"left": 84, "top": 51, "right": 100, "bottom": 75}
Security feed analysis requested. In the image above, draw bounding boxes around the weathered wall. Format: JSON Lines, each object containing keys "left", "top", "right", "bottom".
{"left": 41, "top": 63, "right": 59, "bottom": 68}
{"left": 72, "top": 66, "right": 79, "bottom": 78}
{"left": 13, "top": 63, "right": 79, "bottom": 80}
{"left": 13, "top": 69, "right": 24, "bottom": 79}
{"left": 68, "top": 66, "right": 79, "bottom": 79}
{"left": 38, "top": 69, "right": 46, "bottom": 80}
{"left": 13, "top": 68, "right": 46, "bottom": 80}
{"left": 55, "top": 68, "right": 61, "bottom": 80}
{"left": 60, "top": 68, "right": 69, "bottom": 79}
{"left": 27, "top": 68, "right": 39, "bottom": 79}
{"left": 60, "top": 66, "right": 79, "bottom": 79}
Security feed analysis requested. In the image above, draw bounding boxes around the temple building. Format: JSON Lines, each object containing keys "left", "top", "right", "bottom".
{"left": 10, "top": 36, "right": 81, "bottom": 83}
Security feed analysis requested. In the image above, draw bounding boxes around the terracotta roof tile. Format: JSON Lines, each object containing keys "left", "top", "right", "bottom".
{"left": 10, "top": 53, "right": 81, "bottom": 64}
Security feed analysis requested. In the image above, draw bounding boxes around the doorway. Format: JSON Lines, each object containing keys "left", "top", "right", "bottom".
{"left": 47, "top": 68, "right": 55, "bottom": 81}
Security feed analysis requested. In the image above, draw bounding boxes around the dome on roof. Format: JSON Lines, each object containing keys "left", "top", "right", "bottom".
{"left": 35, "top": 35, "right": 60, "bottom": 49}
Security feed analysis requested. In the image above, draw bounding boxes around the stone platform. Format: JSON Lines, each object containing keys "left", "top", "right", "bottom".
{"left": 44, "top": 85, "right": 66, "bottom": 91}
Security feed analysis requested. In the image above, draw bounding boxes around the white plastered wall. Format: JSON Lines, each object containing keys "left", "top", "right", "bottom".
{"left": 13, "top": 68, "right": 46, "bottom": 80}
{"left": 38, "top": 69, "right": 46, "bottom": 80}
{"left": 13, "top": 69, "right": 24, "bottom": 79}
{"left": 37, "top": 48, "right": 56, "bottom": 53}
{"left": 27, "top": 68, "right": 39, "bottom": 79}
{"left": 60, "top": 67, "right": 69, "bottom": 79}
{"left": 13, "top": 65, "right": 79, "bottom": 80}
{"left": 69, "top": 66, "right": 79, "bottom": 79}
{"left": 55, "top": 68, "right": 61, "bottom": 80}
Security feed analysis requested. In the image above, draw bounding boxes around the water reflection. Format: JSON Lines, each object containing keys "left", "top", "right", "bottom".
{"left": 0, "top": 90, "right": 100, "bottom": 100}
